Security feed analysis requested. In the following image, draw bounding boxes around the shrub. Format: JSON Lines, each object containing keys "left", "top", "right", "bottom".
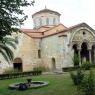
{"left": 33, "top": 66, "right": 49, "bottom": 72}
{"left": 79, "top": 70, "right": 95, "bottom": 95}
{"left": 3, "top": 67, "right": 19, "bottom": 74}
{"left": 73, "top": 54, "right": 79, "bottom": 67}
{"left": 62, "top": 66, "right": 79, "bottom": 72}
{"left": 81, "top": 61, "right": 91, "bottom": 70}
{"left": 70, "top": 69, "right": 84, "bottom": 85}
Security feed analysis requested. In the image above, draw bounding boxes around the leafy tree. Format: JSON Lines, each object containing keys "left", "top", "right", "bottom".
{"left": 0, "top": 0, "right": 34, "bottom": 63}
{"left": 0, "top": 37, "right": 17, "bottom": 63}
{"left": 0, "top": 0, "right": 35, "bottom": 40}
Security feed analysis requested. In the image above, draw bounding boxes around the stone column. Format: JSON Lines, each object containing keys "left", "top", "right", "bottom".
{"left": 89, "top": 49, "right": 92, "bottom": 63}
{"left": 93, "top": 45, "right": 95, "bottom": 64}
{"left": 78, "top": 49, "right": 81, "bottom": 66}
{"left": 94, "top": 48, "right": 95, "bottom": 63}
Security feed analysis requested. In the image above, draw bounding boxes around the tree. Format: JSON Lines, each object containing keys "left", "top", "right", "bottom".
{"left": 0, "top": 0, "right": 34, "bottom": 63}
{"left": 0, "top": 37, "right": 17, "bottom": 63}
{"left": 0, "top": 0, "right": 35, "bottom": 40}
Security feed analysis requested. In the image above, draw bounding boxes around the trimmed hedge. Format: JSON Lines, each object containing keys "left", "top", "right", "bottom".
{"left": 70, "top": 69, "right": 84, "bottom": 85}
{"left": 62, "top": 64, "right": 95, "bottom": 72}
{"left": 62, "top": 66, "right": 80, "bottom": 72}
{"left": 0, "top": 70, "right": 42, "bottom": 80}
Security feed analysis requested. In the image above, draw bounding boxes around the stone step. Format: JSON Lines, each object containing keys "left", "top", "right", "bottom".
{"left": 53, "top": 69, "right": 63, "bottom": 74}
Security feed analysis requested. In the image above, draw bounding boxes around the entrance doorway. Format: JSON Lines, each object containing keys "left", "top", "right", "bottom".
{"left": 52, "top": 58, "right": 56, "bottom": 70}
{"left": 13, "top": 58, "right": 23, "bottom": 72}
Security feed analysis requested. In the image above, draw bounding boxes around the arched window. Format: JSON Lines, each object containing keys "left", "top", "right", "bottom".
{"left": 53, "top": 18, "right": 56, "bottom": 24}
{"left": 46, "top": 18, "right": 49, "bottom": 25}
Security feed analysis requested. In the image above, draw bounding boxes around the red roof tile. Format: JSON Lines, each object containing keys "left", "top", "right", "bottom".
{"left": 20, "top": 23, "right": 93, "bottom": 38}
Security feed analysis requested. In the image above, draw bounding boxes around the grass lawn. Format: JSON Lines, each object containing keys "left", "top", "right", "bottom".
{"left": 0, "top": 73, "right": 78, "bottom": 95}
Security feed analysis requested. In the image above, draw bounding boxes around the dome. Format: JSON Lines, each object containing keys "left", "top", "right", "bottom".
{"left": 32, "top": 8, "right": 61, "bottom": 29}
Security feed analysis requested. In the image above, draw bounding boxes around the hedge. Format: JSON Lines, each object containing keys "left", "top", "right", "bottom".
{"left": 0, "top": 70, "right": 42, "bottom": 80}
{"left": 62, "top": 64, "right": 95, "bottom": 72}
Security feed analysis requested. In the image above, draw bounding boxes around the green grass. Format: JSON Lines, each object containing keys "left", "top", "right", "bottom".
{"left": 0, "top": 73, "right": 78, "bottom": 95}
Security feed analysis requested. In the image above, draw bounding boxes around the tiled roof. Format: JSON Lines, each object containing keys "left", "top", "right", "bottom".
{"left": 20, "top": 24, "right": 66, "bottom": 38}
{"left": 20, "top": 23, "right": 93, "bottom": 38}
{"left": 59, "top": 22, "right": 95, "bottom": 33}
{"left": 44, "top": 23, "right": 95, "bottom": 38}
{"left": 20, "top": 29, "right": 39, "bottom": 33}
{"left": 20, "top": 29, "right": 43, "bottom": 38}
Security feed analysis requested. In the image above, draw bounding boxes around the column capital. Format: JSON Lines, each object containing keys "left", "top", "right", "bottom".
{"left": 88, "top": 48, "right": 92, "bottom": 50}
{"left": 77, "top": 47, "right": 81, "bottom": 50}
{"left": 77, "top": 44, "right": 81, "bottom": 50}
{"left": 88, "top": 43, "right": 93, "bottom": 50}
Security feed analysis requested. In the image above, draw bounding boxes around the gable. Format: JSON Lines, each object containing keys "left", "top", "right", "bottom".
{"left": 72, "top": 28, "right": 95, "bottom": 42}
{"left": 69, "top": 24, "right": 95, "bottom": 48}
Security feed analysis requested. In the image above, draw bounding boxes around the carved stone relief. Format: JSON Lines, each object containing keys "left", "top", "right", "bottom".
{"left": 72, "top": 29, "right": 95, "bottom": 49}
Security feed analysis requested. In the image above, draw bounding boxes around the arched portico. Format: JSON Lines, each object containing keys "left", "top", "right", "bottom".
{"left": 71, "top": 28, "right": 95, "bottom": 65}
{"left": 72, "top": 42, "right": 95, "bottom": 65}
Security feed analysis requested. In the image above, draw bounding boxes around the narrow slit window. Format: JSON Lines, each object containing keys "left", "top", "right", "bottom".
{"left": 38, "top": 49, "right": 41, "bottom": 58}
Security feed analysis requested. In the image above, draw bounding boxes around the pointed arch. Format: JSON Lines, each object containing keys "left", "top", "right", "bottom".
{"left": 13, "top": 57, "right": 23, "bottom": 72}
{"left": 70, "top": 28, "right": 95, "bottom": 44}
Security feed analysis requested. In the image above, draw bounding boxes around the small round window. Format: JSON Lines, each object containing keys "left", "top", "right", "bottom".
{"left": 83, "top": 31, "right": 86, "bottom": 35}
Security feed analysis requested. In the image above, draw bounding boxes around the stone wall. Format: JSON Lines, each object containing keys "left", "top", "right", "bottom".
{"left": 14, "top": 33, "right": 42, "bottom": 71}
{"left": 41, "top": 34, "right": 64, "bottom": 70}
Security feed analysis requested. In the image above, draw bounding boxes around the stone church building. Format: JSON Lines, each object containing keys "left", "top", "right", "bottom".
{"left": 0, "top": 8, "right": 95, "bottom": 72}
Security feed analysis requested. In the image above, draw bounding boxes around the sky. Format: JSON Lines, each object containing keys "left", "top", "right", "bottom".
{"left": 21, "top": 0, "right": 95, "bottom": 29}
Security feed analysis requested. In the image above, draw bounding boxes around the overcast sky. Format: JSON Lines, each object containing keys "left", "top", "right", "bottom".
{"left": 21, "top": 0, "right": 95, "bottom": 29}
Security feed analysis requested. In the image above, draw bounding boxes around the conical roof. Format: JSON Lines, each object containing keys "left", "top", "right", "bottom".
{"left": 32, "top": 8, "right": 61, "bottom": 18}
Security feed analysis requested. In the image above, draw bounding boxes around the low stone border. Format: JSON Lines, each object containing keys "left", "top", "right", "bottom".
{"left": 9, "top": 81, "right": 49, "bottom": 90}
